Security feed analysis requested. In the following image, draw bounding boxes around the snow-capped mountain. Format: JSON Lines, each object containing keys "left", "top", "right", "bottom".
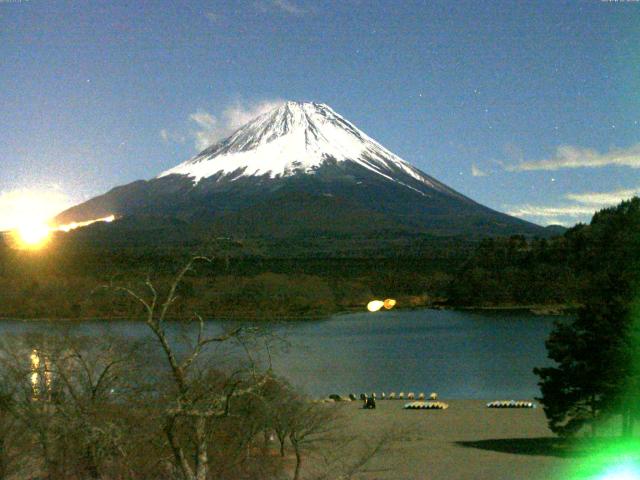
{"left": 56, "top": 101, "right": 545, "bottom": 239}
{"left": 159, "top": 101, "right": 461, "bottom": 199}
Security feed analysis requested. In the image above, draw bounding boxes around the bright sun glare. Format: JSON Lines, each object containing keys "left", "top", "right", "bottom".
{"left": 0, "top": 188, "right": 118, "bottom": 250}
{"left": 14, "top": 221, "right": 52, "bottom": 248}
{"left": 596, "top": 462, "right": 640, "bottom": 480}
{"left": 1, "top": 188, "right": 71, "bottom": 250}
{"left": 9, "top": 214, "right": 116, "bottom": 250}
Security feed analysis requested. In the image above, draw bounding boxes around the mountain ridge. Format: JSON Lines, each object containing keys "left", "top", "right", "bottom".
{"left": 158, "top": 101, "right": 464, "bottom": 199}
{"left": 56, "top": 101, "right": 548, "bottom": 240}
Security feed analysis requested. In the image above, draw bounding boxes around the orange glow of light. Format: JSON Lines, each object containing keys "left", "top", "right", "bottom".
{"left": 383, "top": 299, "right": 397, "bottom": 310}
{"left": 10, "top": 214, "right": 116, "bottom": 250}
{"left": 14, "top": 221, "right": 52, "bottom": 249}
{"left": 57, "top": 214, "right": 115, "bottom": 232}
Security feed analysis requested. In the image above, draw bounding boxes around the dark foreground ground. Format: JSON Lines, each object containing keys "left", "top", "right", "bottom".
{"left": 340, "top": 400, "right": 577, "bottom": 480}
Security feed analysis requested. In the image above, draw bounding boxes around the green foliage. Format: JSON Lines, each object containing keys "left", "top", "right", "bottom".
{"left": 534, "top": 198, "right": 640, "bottom": 436}
{"left": 0, "top": 231, "right": 471, "bottom": 319}
{"left": 447, "top": 234, "right": 581, "bottom": 307}
{"left": 238, "top": 272, "right": 336, "bottom": 317}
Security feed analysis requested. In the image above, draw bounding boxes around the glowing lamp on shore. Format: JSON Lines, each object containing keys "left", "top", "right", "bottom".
{"left": 367, "top": 300, "right": 384, "bottom": 312}
{"left": 383, "top": 299, "right": 397, "bottom": 310}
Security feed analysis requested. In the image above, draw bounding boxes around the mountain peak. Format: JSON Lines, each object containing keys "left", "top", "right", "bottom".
{"left": 56, "top": 101, "right": 546, "bottom": 238}
{"left": 280, "top": 100, "right": 331, "bottom": 111}
{"left": 158, "top": 101, "right": 457, "bottom": 197}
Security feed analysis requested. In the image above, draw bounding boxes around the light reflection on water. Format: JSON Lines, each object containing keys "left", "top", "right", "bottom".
{"left": 30, "top": 349, "right": 40, "bottom": 397}
{"left": 3, "top": 309, "right": 560, "bottom": 399}
{"left": 29, "top": 348, "right": 52, "bottom": 399}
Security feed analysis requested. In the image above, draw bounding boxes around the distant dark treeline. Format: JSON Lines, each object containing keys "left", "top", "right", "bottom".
{"left": 446, "top": 233, "right": 584, "bottom": 307}
{"left": 0, "top": 232, "right": 473, "bottom": 319}
{"left": 449, "top": 197, "right": 640, "bottom": 309}
{"left": 4, "top": 200, "right": 633, "bottom": 319}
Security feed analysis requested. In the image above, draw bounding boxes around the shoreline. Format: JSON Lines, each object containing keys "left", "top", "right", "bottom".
{"left": 0, "top": 303, "right": 575, "bottom": 322}
{"left": 450, "top": 303, "right": 577, "bottom": 316}
{"left": 335, "top": 399, "right": 574, "bottom": 479}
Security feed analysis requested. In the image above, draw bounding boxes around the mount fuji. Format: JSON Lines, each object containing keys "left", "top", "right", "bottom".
{"left": 56, "top": 101, "right": 545, "bottom": 239}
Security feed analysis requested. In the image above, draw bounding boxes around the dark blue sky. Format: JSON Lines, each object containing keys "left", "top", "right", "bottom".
{"left": 2, "top": 0, "right": 639, "bottom": 227}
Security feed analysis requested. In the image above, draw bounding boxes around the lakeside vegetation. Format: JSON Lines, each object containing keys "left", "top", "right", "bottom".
{"left": 0, "top": 198, "right": 638, "bottom": 321}
{"left": 0, "top": 199, "right": 638, "bottom": 478}
{"left": 0, "top": 233, "right": 469, "bottom": 320}
{"left": 0, "top": 214, "right": 609, "bottom": 320}
{"left": 534, "top": 197, "right": 640, "bottom": 438}
{"left": 0, "top": 262, "right": 390, "bottom": 480}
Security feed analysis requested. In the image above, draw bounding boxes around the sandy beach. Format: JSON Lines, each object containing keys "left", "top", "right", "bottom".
{"left": 339, "top": 399, "right": 575, "bottom": 480}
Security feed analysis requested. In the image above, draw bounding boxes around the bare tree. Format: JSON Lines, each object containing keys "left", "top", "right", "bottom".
{"left": 0, "top": 256, "right": 394, "bottom": 480}
{"left": 0, "top": 331, "right": 139, "bottom": 479}
{"left": 263, "top": 393, "right": 395, "bottom": 480}
{"left": 0, "top": 384, "right": 22, "bottom": 480}
{"left": 310, "top": 427, "right": 396, "bottom": 480}
{"left": 47, "top": 334, "right": 140, "bottom": 478}
{"left": 287, "top": 401, "right": 342, "bottom": 480}
{"left": 114, "top": 256, "right": 270, "bottom": 480}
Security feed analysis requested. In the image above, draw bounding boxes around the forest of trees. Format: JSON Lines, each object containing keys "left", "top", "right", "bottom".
{"left": 1, "top": 200, "right": 640, "bottom": 323}
{"left": 534, "top": 198, "right": 640, "bottom": 438}
{"left": 0, "top": 233, "right": 468, "bottom": 319}
{"left": 1, "top": 197, "right": 640, "bottom": 476}
{"left": 444, "top": 234, "right": 581, "bottom": 307}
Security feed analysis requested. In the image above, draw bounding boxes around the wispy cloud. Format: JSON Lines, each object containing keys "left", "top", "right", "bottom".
{"left": 505, "top": 187, "right": 640, "bottom": 226}
{"left": 471, "top": 164, "right": 487, "bottom": 177}
{"left": 160, "top": 129, "right": 186, "bottom": 144}
{"left": 504, "top": 144, "right": 640, "bottom": 172}
{"left": 189, "top": 99, "right": 284, "bottom": 151}
{"left": 189, "top": 111, "right": 219, "bottom": 151}
{"left": 506, "top": 204, "right": 597, "bottom": 224}
{"left": 565, "top": 187, "right": 640, "bottom": 206}
{"left": 0, "top": 188, "right": 74, "bottom": 231}
{"left": 255, "top": 0, "right": 309, "bottom": 15}
{"left": 273, "top": 0, "right": 305, "bottom": 14}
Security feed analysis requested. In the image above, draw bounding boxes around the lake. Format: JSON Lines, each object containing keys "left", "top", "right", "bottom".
{"left": 0, "top": 309, "right": 559, "bottom": 399}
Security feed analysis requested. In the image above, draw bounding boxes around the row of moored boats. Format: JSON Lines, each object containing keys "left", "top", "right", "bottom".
{"left": 323, "top": 393, "right": 536, "bottom": 410}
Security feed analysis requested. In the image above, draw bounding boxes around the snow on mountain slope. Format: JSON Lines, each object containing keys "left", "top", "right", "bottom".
{"left": 159, "top": 101, "right": 459, "bottom": 198}
{"left": 55, "top": 100, "right": 546, "bottom": 238}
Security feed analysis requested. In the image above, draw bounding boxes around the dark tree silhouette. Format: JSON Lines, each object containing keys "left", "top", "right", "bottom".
{"left": 535, "top": 198, "right": 640, "bottom": 437}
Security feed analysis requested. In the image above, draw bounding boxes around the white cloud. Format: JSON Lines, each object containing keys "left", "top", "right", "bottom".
{"left": 189, "top": 111, "right": 220, "bottom": 151}
{"left": 565, "top": 187, "right": 640, "bottom": 206}
{"left": 272, "top": 0, "right": 305, "bottom": 14}
{"left": 505, "top": 187, "right": 640, "bottom": 226}
{"left": 506, "top": 204, "right": 596, "bottom": 222}
{"left": 160, "top": 128, "right": 186, "bottom": 144}
{"left": 0, "top": 188, "right": 74, "bottom": 231}
{"left": 255, "top": 0, "right": 308, "bottom": 15}
{"left": 505, "top": 144, "right": 640, "bottom": 172}
{"left": 471, "top": 164, "right": 487, "bottom": 177}
{"left": 189, "top": 99, "right": 284, "bottom": 151}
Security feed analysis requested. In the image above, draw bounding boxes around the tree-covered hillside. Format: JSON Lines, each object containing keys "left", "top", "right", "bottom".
{"left": 534, "top": 197, "right": 640, "bottom": 436}
{"left": 447, "top": 197, "right": 640, "bottom": 310}
{"left": 2, "top": 198, "right": 639, "bottom": 319}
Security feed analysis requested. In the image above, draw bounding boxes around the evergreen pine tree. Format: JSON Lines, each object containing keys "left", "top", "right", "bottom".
{"left": 534, "top": 198, "right": 640, "bottom": 436}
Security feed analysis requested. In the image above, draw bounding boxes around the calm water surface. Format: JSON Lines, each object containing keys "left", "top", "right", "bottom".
{"left": 0, "top": 309, "right": 559, "bottom": 399}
